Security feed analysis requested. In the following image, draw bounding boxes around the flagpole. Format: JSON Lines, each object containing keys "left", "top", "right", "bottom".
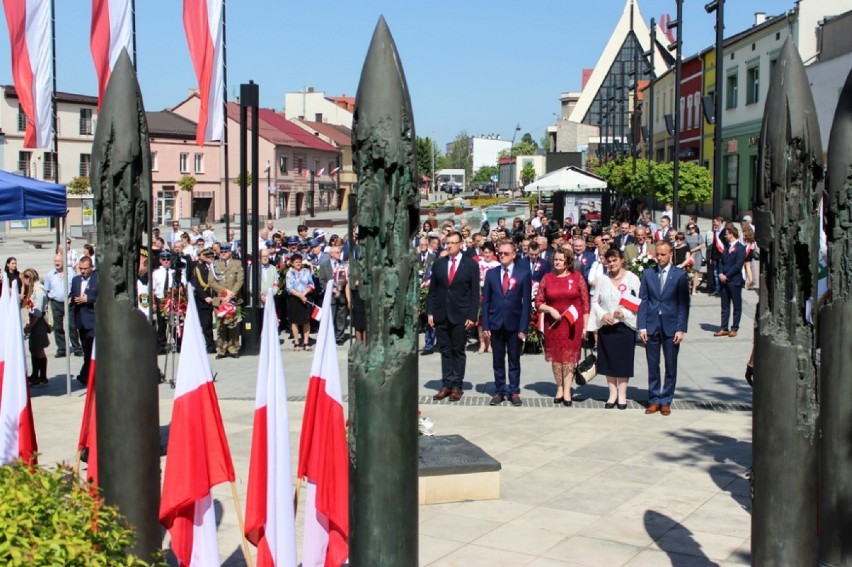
{"left": 221, "top": 0, "right": 231, "bottom": 239}
{"left": 130, "top": 0, "right": 137, "bottom": 68}
{"left": 293, "top": 475, "right": 302, "bottom": 516}
{"left": 51, "top": 0, "right": 60, "bottom": 250}
{"left": 229, "top": 481, "right": 255, "bottom": 567}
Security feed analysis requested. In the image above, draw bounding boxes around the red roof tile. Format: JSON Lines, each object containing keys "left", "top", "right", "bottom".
{"left": 297, "top": 119, "right": 352, "bottom": 147}
{"left": 225, "top": 103, "right": 338, "bottom": 153}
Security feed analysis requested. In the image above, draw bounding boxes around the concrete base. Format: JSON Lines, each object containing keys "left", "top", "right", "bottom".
{"left": 418, "top": 434, "right": 501, "bottom": 505}
{"left": 418, "top": 470, "right": 500, "bottom": 505}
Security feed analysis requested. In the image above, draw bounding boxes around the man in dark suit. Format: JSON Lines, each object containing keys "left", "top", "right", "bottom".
{"left": 525, "top": 241, "right": 551, "bottom": 282}
{"left": 638, "top": 240, "right": 690, "bottom": 415}
{"left": 715, "top": 226, "right": 746, "bottom": 338}
{"left": 426, "top": 231, "right": 480, "bottom": 401}
{"left": 482, "top": 240, "right": 532, "bottom": 406}
{"left": 192, "top": 248, "right": 217, "bottom": 353}
{"left": 572, "top": 236, "right": 596, "bottom": 282}
{"left": 318, "top": 245, "right": 349, "bottom": 344}
{"left": 70, "top": 256, "right": 98, "bottom": 385}
{"left": 613, "top": 221, "right": 635, "bottom": 251}
{"left": 416, "top": 238, "right": 438, "bottom": 355}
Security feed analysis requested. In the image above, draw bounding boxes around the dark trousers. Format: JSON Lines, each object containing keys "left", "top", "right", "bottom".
{"left": 645, "top": 324, "right": 679, "bottom": 405}
{"left": 197, "top": 300, "right": 215, "bottom": 351}
{"left": 435, "top": 320, "right": 467, "bottom": 390}
{"left": 51, "top": 299, "right": 82, "bottom": 354}
{"left": 720, "top": 283, "right": 743, "bottom": 331}
{"left": 78, "top": 327, "right": 95, "bottom": 381}
{"left": 490, "top": 327, "right": 522, "bottom": 395}
{"left": 332, "top": 296, "right": 349, "bottom": 342}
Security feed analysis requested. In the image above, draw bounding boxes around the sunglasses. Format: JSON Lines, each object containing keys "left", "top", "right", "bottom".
{"left": 497, "top": 251, "right": 513, "bottom": 256}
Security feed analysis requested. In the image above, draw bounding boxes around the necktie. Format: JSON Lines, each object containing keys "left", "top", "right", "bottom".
{"left": 659, "top": 267, "right": 667, "bottom": 289}
{"left": 449, "top": 257, "right": 457, "bottom": 284}
{"left": 502, "top": 268, "right": 510, "bottom": 295}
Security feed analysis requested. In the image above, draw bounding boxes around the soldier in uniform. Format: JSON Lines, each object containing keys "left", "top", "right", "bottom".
{"left": 209, "top": 244, "right": 244, "bottom": 358}
{"left": 192, "top": 248, "right": 217, "bottom": 353}
{"left": 151, "top": 250, "right": 175, "bottom": 354}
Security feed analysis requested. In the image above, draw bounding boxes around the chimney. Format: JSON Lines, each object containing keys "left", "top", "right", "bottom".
{"left": 755, "top": 12, "right": 766, "bottom": 25}
{"left": 306, "top": 86, "right": 315, "bottom": 93}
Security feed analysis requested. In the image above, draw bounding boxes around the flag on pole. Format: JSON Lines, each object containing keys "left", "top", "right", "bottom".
{"left": 2, "top": 0, "right": 53, "bottom": 148}
{"left": 298, "top": 285, "right": 348, "bottom": 567}
{"left": 182, "top": 0, "right": 224, "bottom": 145}
{"left": 301, "top": 169, "right": 310, "bottom": 179}
{"left": 310, "top": 303, "right": 321, "bottom": 322}
{"left": 76, "top": 341, "right": 98, "bottom": 486}
{"left": 160, "top": 284, "right": 235, "bottom": 566}
{"left": 316, "top": 168, "right": 326, "bottom": 176}
{"left": 245, "top": 289, "right": 298, "bottom": 566}
{"left": 0, "top": 280, "right": 38, "bottom": 465}
{"left": 90, "top": 0, "right": 133, "bottom": 106}
{"left": 618, "top": 293, "right": 641, "bottom": 314}
{"left": 561, "top": 304, "right": 580, "bottom": 325}
{"left": 329, "top": 166, "right": 340, "bottom": 176}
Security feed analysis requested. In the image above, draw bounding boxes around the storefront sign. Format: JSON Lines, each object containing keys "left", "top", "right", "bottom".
{"left": 82, "top": 199, "right": 94, "bottom": 226}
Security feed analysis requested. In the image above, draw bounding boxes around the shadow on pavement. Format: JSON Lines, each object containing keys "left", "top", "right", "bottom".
{"left": 645, "top": 509, "right": 721, "bottom": 566}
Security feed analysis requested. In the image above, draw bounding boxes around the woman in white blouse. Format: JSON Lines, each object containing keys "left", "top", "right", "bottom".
{"left": 591, "top": 248, "right": 641, "bottom": 409}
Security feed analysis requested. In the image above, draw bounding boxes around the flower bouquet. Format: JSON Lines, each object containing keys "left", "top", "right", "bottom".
{"left": 216, "top": 300, "right": 244, "bottom": 330}
{"left": 627, "top": 253, "right": 657, "bottom": 278}
{"left": 525, "top": 306, "right": 544, "bottom": 354}
{"left": 159, "top": 285, "right": 188, "bottom": 319}
{"left": 276, "top": 264, "right": 289, "bottom": 295}
{"left": 418, "top": 410, "right": 434, "bottom": 437}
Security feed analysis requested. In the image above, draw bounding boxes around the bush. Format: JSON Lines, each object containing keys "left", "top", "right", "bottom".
{"left": 0, "top": 461, "right": 161, "bottom": 566}
{"left": 67, "top": 176, "right": 91, "bottom": 195}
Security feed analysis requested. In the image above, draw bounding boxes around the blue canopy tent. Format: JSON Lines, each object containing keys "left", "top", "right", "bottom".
{"left": 0, "top": 170, "right": 73, "bottom": 395}
{"left": 0, "top": 170, "right": 67, "bottom": 220}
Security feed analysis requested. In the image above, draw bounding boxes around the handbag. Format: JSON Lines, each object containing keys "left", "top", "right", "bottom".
{"left": 574, "top": 347, "right": 598, "bottom": 386}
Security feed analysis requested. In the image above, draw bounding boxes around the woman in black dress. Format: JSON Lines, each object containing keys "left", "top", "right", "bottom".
{"left": 590, "top": 249, "right": 641, "bottom": 409}
{"left": 4, "top": 257, "right": 22, "bottom": 299}
{"left": 22, "top": 268, "right": 50, "bottom": 385}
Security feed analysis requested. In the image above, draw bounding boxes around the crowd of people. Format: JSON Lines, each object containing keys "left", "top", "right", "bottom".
{"left": 6, "top": 204, "right": 756, "bottom": 402}
{"left": 418, "top": 205, "right": 756, "bottom": 410}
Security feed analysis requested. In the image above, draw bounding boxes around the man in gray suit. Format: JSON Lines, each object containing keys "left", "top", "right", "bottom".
{"left": 318, "top": 245, "right": 349, "bottom": 345}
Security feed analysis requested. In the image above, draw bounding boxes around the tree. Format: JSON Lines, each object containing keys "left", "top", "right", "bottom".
{"left": 67, "top": 176, "right": 91, "bottom": 195}
{"left": 520, "top": 132, "right": 537, "bottom": 147}
{"left": 592, "top": 158, "right": 713, "bottom": 205}
{"left": 416, "top": 136, "right": 443, "bottom": 180}
{"left": 539, "top": 133, "right": 550, "bottom": 153}
{"left": 472, "top": 165, "right": 498, "bottom": 184}
{"left": 178, "top": 175, "right": 197, "bottom": 192}
{"left": 444, "top": 130, "right": 472, "bottom": 184}
{"left": 232, "top": 172, "right": 253, "bottom": 186}
{"left": 520, "top": 161, "right": 537, "bottom": 186}
{"left": 497, "top": 140, "right": 538, "bottom": 159}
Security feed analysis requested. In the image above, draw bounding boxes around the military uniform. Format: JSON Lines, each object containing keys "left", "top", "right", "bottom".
{"left": 192, "top": 253, "right": 217, "bottom": 353}
{"left": 209, "top": 255, "right": 244, "bottom": 357}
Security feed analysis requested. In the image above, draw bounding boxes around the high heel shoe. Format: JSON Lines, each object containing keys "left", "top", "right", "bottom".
{"left": 554, "top": 396, "right": 564, "bottom": 404}
{"left": 617, "top": 403, "right": 627, "bottom": 410}
{"left": 604, "top": 400, "right": 616, "bottom": 409}
{"left": 562, "top": 394, "right": 573, "bottom": 407}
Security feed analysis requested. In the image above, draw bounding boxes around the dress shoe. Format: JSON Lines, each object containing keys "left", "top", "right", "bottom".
{"left": 604, "top": 401, "right": 616, "bottom": 409}
{"left": 745, "top": 364, "right": 754, "bottom": 387}
{"left": 215, "top": 354, "right": 227, "bottom": 360}
{"left": 420, "top": 349, "right": 435, "bottom": 356}
{"left": 713, "top": 330, "right": 730, "bottom": 337}
{"left": 645, "top": 403, "right": 660, "bottom": 414}
{"left": 449, "top": 389, "right": 463, "bottom": 402}
{"left": 433, "top": 387, "right": 452, "bottom": 401}
{"left": 489, "top": 393, "right": 505, "bottom": 406}
{"left": 510, "top": 394, "right": 522, "bottom": 407}
{"left": 55, "top": 352, "right": 66, "bottom": 358}
{"left": 553, "top": 396, "right": 564, "bottom": 404}
{"left": 562, "top": 397, "right": 573, "bottom": 407}
{"left": 76, "top": 375, "right": 88, "bottom": 386}
{"left": 728, "top": 330, "right": 738, "bottom": 338}
{"left": 230, "top": 353, "right": 240, "bottom": 359}
{"left": 617, "top": 403, "right": 627, "bottom": 410}
{"left": 660, "top": 405, "right": 672, "bottom": 416}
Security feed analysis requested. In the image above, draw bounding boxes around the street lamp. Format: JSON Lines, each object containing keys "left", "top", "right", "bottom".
{"left": 265, "top": 160, "right": 273, "bottom": 220}
{"left": 667, "top": 0, "right": 683, "bottom": 230}
{"left": 430, "top": 131, "right": 436, "bottom": 201}
{"left": 510, "top": 123, "right": 521, "bottom": 194}
{"left": 705, "top": 0, "right": 725, "bottom": 218}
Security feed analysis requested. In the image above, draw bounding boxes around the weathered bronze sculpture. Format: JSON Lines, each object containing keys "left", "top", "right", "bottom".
{"left": 92, "top": 50, "right": 161, "bottom": 560}
{"left": 752, "top": 39, "right": 822, "bottom": 565}
{"left": 349, "top": 16, "right": 419, "bottom": 566}
{"left": 818, "top": 68, "right": 852, "bottom": 566}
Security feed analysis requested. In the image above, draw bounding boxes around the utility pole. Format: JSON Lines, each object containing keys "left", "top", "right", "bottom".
{"left": 705, "top": 0, "right": 725, "bottom": 218}
{"left": 667, "top": 0, "right": 683, "bottom": 230}
{"left": 644, "top": 18, "right": 657, "bottom": 217}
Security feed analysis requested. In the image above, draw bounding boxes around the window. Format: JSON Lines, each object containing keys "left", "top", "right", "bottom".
{"left": 769, "top": 58, "right": 778, "bottom": 84}
{"left": 297, "top": 158, "right": 304, "bottom": 174}
{"left": 328, "top": 161, "right": 336, "bottom": 174}
{"left": 313, "top": 159, "right": 320, "bottom": 173}
{"left": 746, "top": 66, "right": 759, "bottom": 104}
{"left": 278, "top": 155, "right": 288, "bottom": 174}
{"left": 725, "top": 154, "right": 738, "bottom": 199}
{"left": 43, "top": 152, "right": 57, "bottom": 180}
{"left": 80, "top": 108, "right": 93, "bottom": 135}
{"left": 18, "top": 151, "right": 32, "bottom": 177}
{"left": 17, "top": 104, "right": 28, "bottom": 132}
{"left": 179, "top": 153, "right": 189, "bottom": 173}
{"left": 314, "top": 113, "right": 323, "bottom": 122}
{"left": 151, "top": 151, "right": 158, "bottom": 171}
{"left": 194, "top": 153, "right": 203, "bottom": 173}
{"left": 79, "top": 153, "right": 92, "bottom": 177}
{"left": 694, "top": 94, "right": 701, "bottom": 129}
{"left": 726, "top": 72, "right": 738, "bottom": 109}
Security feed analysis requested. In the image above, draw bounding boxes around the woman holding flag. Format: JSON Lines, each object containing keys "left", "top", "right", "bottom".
{"left": 285, "top": 254, "right": 315, "bottom": 352}
{"left": 590, "top": 248, "right": 640, "bottom": 409}
{"left": 534, "top": 249, "right": 589, "bottom": 406}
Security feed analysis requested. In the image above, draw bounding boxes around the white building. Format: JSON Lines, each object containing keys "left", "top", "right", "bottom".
{"left": 0, "top": 86, "right": 98, "bottom": 232}
{"left": 468, "top": 135, "right": 511, "bottom": 172}
{"left": 283, "top": 87, "right": 354, "bottom": 127}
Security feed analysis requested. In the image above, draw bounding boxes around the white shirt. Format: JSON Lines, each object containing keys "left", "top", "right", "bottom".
{"left": 151, "top": 266, "right": 175, "bottom": 299}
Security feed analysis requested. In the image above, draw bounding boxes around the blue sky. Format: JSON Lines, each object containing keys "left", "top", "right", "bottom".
{"left": 1, "top": 0, "right": 795, "bottom": 148}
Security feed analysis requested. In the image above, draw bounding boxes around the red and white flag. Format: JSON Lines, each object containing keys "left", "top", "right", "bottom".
{"left": 2, "top": 0, "right": 53, "bottom": 148}
{"left": 329, "top": 166, "right": 340, "bottom": 176}
{"left": 160, "top": 284, "right": 235, "bottom": 566}
{"left": 0, "top": 280, "right": 38, "bottom": 465}
{"left": 561, "top": 304, "right": 580, "bottom": 325}
{"left": 76, "top": 340, "right": 98, "bottom": 487}
{"left": 183, "top": 0, "right": 224, "bottom": 145}
{"left": 619, "top": 293, "right": 641, "bottom": 314}
{"left": 301, "top": 169, "right": 310, "bottom": 179}
{"left": 245, "top": 288, "right": 298, "bottom": 566}
{"left": 317, "top": 167, "right": 326, "bottom": 176}
{"left": 90, "top": 0, "right": 133, "bottom": 106}
{"left": 298, "top": 285, "right": 348, "bottom": 567}
{"left": 310, "top": 304, "right": 322, "bottom": 322}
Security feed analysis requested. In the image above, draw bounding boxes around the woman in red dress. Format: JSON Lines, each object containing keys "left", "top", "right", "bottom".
{"left": 535, "top": 249, "right": 590, "bottom": 406}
